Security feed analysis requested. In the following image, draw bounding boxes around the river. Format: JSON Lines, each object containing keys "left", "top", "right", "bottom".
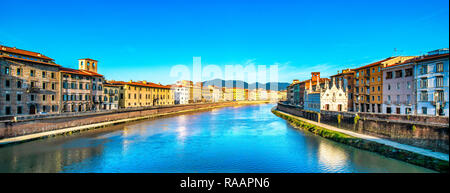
{"left": 0, "top": 104, "right": 434, "bottom": 173}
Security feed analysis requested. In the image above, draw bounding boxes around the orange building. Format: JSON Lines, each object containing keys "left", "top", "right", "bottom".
{"left": 353, "top": 56, "right": 415, "bottom": 113}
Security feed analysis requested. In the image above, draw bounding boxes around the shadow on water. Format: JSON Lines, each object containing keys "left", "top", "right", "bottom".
{"left": 0, "top": 104, "right": 435, "bottom": 173}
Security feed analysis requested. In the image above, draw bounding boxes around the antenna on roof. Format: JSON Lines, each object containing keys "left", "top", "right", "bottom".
{"left": 393, "top": 48, "right": 397, "bottom": 57}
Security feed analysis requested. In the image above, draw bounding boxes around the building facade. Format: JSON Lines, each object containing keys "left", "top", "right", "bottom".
{"left": 353, "top": 56, "right": 415, "bottom": 113}
{"left": 321, "top": 78, "right": 348, "bottom": 112}
{"left": 1, "top": 45, "right": 61, "bottom": 116}
{"left": 60, "top": 58, "right": 105, "bottom": 112}
{"left": 111, "top": 80, "right": 174, "bottom": 108}
{"left": 330, "top": 69, "right": 355, "bottom": 111}
{"left": 172, "top": 85, "right": 190, "bottom": 105}
{"left": 103, "top": 83, "right": 120, "bottom": 110}
{"left": 382, "top": 61, "right": 416, "bottom": 115}
{"left": 415, "top": 50, "right": 449, "bottom": 116}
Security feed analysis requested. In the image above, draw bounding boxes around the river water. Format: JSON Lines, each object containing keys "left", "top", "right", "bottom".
{"left": 0, "top": 104, "right": 434, "bottom": 173}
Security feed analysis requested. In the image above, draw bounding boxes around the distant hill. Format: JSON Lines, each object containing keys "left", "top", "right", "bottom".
{"left": 202, "top": 79, "right": 289, "bottom": 91}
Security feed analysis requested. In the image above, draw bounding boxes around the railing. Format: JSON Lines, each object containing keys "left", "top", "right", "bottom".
{"left": 26, "top": 86, "right": 40, "bottom": 93}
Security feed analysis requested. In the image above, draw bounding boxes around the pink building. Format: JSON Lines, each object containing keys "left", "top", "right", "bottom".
{"left": 382, "top": 61, "right": 416, "bottom": 114}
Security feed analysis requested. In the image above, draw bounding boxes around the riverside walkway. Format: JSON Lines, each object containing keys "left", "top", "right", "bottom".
{"left": 274, "top": 109, "right": 449, "bottom": 162}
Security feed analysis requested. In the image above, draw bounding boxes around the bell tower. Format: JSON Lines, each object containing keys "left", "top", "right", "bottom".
{"left": 78, "top": 58, "right": 98, "bottom": 73}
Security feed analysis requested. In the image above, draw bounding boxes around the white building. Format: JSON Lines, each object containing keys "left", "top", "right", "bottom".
{"left": 210, "top": 85, "right": 222, "bottom": 102}
{"left": 321, "top": 78, "right": 348, "bottom": 112}
{"left": 304, "top": 78, "right": 348, "bottom": 113}
{"left": 172, "top": 85, "right": 190, "bottom": 105}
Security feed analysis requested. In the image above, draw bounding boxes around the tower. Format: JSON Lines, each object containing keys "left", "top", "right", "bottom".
{"left": 78, "top": 58, "right": 98, "bottom": 73}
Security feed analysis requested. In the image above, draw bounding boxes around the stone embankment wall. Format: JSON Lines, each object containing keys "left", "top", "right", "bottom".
{"left": 277, "top": 103, "right": 449, "bottom": 153}
{"left": 0, "top": 101, "right": 265, "bottom": 139}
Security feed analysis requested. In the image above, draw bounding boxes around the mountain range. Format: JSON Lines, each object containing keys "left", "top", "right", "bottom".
{"left": 202, "top": 79, "right": 289, "bottom": 91}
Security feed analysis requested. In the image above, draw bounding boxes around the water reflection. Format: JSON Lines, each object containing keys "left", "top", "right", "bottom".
{"left": 0, "top": 104, "right": 435, "bottom": 173}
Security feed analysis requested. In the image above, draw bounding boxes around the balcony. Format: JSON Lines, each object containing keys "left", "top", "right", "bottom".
{"left": 26, "top": 86, "right": 40, "bottom": 93}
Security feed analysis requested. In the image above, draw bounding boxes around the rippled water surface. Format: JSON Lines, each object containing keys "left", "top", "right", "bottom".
{"left": 0, "top": 104, "right": 434, "bottom": 173}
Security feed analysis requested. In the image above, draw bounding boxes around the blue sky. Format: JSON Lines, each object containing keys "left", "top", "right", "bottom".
{"left": 1, "top": 0, "right": 448, "bottom": 84}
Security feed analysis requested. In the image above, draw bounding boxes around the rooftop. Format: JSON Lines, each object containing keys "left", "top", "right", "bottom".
{"left": 108, "top": 80, "right": 171, "bottom": 89}
{"left": 1, "top": 45, "right": 53, "bottom": 60}
{"left": 60, "top": 67, "right": 104, "bottom": 77}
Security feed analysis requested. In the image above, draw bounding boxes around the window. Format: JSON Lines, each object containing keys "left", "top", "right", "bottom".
{"left": 396, "top": 95, "right": 400, "bottom": 104}
{"left": 17, "top": 94, "right": 22, "bottom": 101}
{"left": 407, "top": 95, "right": 411, "bottom": 104}
{"left": 4, "top": 66, "right": 10, "bottom": 75}
{"left": 420, "top": 78, "right": 427, "bottom": 89}
{"left": 407, "top": 82, "right": 411, "bottom": 89}
{"left": 42, "top": 82, "right": 47, "bottom": 89}
{"left": 6, "top": 94, "right": 10, "bottom": 101}
{"left": 397, "top": 82, "right": 400, "bottom": 90}
{"left": 436, "top": 90, "right": 444, "bottom": 102}
{"left": 17, "top": 106, "right": 22, "bottom": 114}
{"left": 436, "top": 62, "right": 444, "bottom": 72}
{"left": 386, "top": 71, "right": 393, "bottom": 79}
{"left": 63, "top": 82, "right": 68, "bottom": 89}
{"left": 42, "top": 71, "right": 46, "bottom": 78}
{"left": 422, "top": 107, "right": 427, "bottom": 115}
{"left": 51, "top": 72, "right": 55, "bottom": 79}
{"left": 377, "top": 86, "right": 380, "bottom": 91}
{"left": 388, "top": 84, "right": 391, "bottom": 90}
{"left": 436, "top": 76, "right": 444, "bottom": 87}
{"left": 388, "top": 95, "right": 391, "bottom": 102}
{"left": 30, "top": 70, "right": 35, "bottom": 77}
{"left": 52, "top": 83, "right": 56, "bottom": 90}
{"left": 377, "top": 96, "right": 380, "bottom": 101}
{"left": 395, "top": 70, "right": 402, "bottom": 78}
{"left": 5, "top": 80, "right": 10, "bottom": 88}
{"left": 420, "top": 91, "right": 428, "bottom": 101}
{"left": 52, "top": 95, "right": 55, "bottom": 101}
{"left": 5, "top": 107, "right": 11, "bottom": 115}
{"left": 17, "top": 68, "right": 21, "bottom": 76}
{"left": 405, "top": 68, "right": 413, "bottom": 77}
{"left": 386, "top": 107, "right": 392, "bottom": 114}
{"left": 17, "top": 81, "right": 22, "bottom": 88}
{"left": 31, "top": 95, "right": 35, "bottom": 101}
{"left": 405, "top": 108, "right": 411, "bottom": 115}
{"left": 420, "top": 64, "right": 427, "bottom": 74}
{"left": 42, "top": 95, "right": 46, "bottom": 101}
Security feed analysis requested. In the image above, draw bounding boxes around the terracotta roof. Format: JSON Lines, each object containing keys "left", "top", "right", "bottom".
{"left": 409, "top": 53, "right": 449, "bottom": 63}
{"left": 104, "top": 83, "right": 121, "bottom": 87}
{"left": 1, "top": 45, "right": 53, "bottom": 60}
{"left": 60, "top": 67, "right": 104, "bottom": 77}
{"left": 108, "top": 80, "right": 171, "bottom": 89}
{"left": 79, "top": 58, "right": 98, "bottom": 61}
{"left": 352, "top": 57, "right": 395, "bottom": 71}
{"left": 1, "top": 56, "right": 61, "bottom": 67}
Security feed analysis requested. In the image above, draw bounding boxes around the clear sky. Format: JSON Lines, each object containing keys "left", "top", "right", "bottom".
{"left": 1, "top": 0, "right": 448, "bottom": 84}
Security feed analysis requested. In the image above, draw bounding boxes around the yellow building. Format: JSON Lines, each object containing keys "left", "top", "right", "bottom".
{"left": 233, "top": 88, "right": 245, "bottom": 101}
{"left": 108, "top": 80, "right": 174, "bottom": 108}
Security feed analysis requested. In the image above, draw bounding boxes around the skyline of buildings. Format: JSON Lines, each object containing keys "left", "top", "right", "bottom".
{"left": 0, "top": 45, "right": 286, "bottom": 117}
{"left": 286, "top": 48, "right": 449, "bottom": 117}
